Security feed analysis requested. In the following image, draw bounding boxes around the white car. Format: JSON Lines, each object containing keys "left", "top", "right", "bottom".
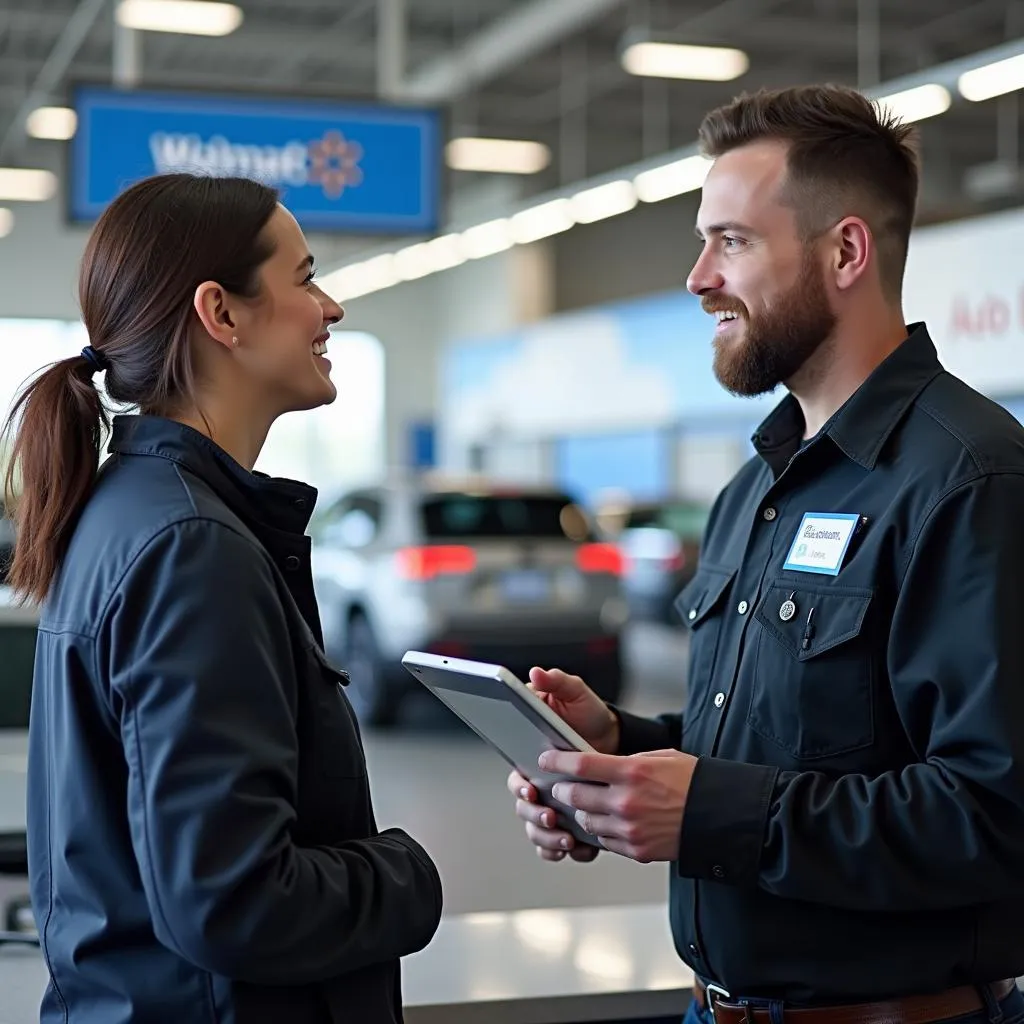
{"left": 311, "top": 480, "right": 629, "bottom": 726}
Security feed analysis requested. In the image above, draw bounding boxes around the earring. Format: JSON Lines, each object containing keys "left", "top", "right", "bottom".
{"left": 231, "top": 336, "right": 239, "bottom": 347}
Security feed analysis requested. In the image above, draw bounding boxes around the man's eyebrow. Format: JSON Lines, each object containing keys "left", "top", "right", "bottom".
{"left": 695, "top": 222, "right": 756, "bottom": 239}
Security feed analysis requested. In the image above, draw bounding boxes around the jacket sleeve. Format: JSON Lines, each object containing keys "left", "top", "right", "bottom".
{"left": 676, "top": 472, "right": 1024, "bottom": 910}
{"left": 106, "top": 517, "right": 442, "bottom": 984}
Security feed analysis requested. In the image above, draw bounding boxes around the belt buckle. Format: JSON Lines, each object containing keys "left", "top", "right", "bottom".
{"left": 705, "top": 982, "right": 732, "bottom": 1022}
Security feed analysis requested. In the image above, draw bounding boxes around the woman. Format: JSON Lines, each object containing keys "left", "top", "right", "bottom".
{"left": 3, "top": 173, "right": 442, "bottom": 1023}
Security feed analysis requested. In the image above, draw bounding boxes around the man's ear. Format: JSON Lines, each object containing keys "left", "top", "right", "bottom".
{"left": 831, "top": 216, "right": 872, "bottom": 292}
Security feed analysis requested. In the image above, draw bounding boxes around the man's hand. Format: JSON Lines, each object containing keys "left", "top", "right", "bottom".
{"left": 542, "top": 748, "right": 697, "bottom": 863}
{"left": 507, "top": 666, "right": 621, "bottom": 863}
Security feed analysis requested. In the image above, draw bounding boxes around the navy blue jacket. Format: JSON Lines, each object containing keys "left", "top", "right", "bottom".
{"left": 27, "top": 415, "right": 442, "bottom": 1023}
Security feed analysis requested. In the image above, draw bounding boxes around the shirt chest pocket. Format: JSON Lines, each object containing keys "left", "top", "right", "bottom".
{"left": 748, "top": 581, "right": 875, "bottom": 761}
{"left": 675, "top": 565, "right": 736, "bottom": 738}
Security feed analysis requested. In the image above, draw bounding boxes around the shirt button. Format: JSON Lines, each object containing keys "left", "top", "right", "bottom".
{"left": 284, "top": 555, "right": 301, "bottom": 571}
{"left": 688, "top": 608, "right": 697, "bottom": 621}
{"left": 712, "top": 865, "right": 725, "bottom": 879}
{"left": 687, "top": 943, "right": 700, "bottom": 958}
{"left": 293, "top": 498, "right": 308, "bottom": 510}
{"left": 763, "top": 507, "right": 777, "bottom": 522}
{"left": 737, "top": 600, "right": 748, "bottom": 615}
{"left": 714, "top": 692, "right": 725, "bottom": 709}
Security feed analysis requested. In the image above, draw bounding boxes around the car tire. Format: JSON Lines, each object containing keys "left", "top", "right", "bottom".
{"left": 345, "top": 615, "right": 399, "bottom": 728}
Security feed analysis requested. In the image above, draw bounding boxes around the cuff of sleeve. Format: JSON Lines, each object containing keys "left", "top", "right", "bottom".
{"left": 607, "top": 706, "right": 673, "bottom": 755}
{"left": 675, "top": 757, "right": 777, "bottom": 886}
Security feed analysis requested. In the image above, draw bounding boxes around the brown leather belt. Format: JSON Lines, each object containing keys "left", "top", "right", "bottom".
{"left": 694, "top": 979, "right": 1017, "bottom": 1024}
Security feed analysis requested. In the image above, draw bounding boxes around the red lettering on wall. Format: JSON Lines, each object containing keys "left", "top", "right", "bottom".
{"left": 949, "top": 295, "right": 1013, "bottom": 337}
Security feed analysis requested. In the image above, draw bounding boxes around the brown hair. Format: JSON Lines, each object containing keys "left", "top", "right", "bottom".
{"left": 2, "top": 173, "right": 279, "bottom": 604}
{"left": 698, "top": 84, "right": 920, "bottom": 298}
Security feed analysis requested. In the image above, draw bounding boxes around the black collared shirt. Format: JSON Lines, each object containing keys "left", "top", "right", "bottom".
{"left": 616, "top": 324, "right": 1024, "bottom": 1002}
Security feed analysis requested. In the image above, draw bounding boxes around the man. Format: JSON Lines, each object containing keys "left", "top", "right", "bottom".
{"left": 509, "top": 83, "right": 1024, "bottom": 1023}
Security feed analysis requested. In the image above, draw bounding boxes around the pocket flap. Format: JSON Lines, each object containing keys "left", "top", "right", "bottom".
{"left": 310, "top": 643, "right": 351, "bottom": 686}
{"left": 755, "top": 582, "right": 873, "bottom": 660}
{"left": 674, "top": 565, "right": 737, "bottom": 628}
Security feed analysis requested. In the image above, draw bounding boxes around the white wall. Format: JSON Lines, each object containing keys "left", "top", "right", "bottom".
{"left": 903, "top": 205, "right": 1024, "bottom": 395}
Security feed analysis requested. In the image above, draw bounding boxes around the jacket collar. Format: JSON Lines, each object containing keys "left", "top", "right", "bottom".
{"left": 108, "top": 415, "right": 317, "bottom": 536}
{"left": 753, "top": 322, "right": 944, "bottom": 472}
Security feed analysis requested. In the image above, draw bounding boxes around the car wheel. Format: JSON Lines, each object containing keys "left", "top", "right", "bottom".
{"left": 345, "top": 615, "right": 399, "bottom": 728}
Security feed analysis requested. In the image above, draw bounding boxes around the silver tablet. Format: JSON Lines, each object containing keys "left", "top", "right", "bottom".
{"left": 401, "top": 650, "right": 603, "bottom": 848}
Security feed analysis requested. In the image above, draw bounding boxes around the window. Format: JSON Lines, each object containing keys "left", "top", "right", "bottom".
{"left": 253, "top": 330, "right": 386, "bottom": 498}
{"left": 420, "top": 494, "right": 592, "bottom": 541}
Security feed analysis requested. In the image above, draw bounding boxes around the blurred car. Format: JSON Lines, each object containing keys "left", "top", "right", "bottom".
{"left": 602, "top": 498, "right": 711, "bottom": 626}
{"left": 310, "top": 479, "right": 629, "bottom": 726}
{"left": 0, "top": 583, "right": 37, "bottom": 730}
{"left": 0, "top": 507, "right": 13, "bottom": 587}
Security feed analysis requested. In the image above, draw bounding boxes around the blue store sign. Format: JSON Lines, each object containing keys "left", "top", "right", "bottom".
{"left": 69, "top": 85, "right": 443, "bottom": 234}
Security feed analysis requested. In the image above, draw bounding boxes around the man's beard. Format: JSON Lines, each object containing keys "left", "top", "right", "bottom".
{"left": 707, "top": 250, "right": 837, "bottom": 398}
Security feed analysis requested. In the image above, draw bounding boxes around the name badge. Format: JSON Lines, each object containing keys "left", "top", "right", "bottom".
{"left": 783, "top": 512, "right": 861, "bottom": 576}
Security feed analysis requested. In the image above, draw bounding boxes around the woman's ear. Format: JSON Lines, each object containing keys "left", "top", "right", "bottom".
{"left": 193, "top": 281, "right": 238, "bottom": 351}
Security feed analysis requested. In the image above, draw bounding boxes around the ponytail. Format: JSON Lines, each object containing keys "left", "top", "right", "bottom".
{"left": 2, "top": 353, "right": 109, "bottom": 604}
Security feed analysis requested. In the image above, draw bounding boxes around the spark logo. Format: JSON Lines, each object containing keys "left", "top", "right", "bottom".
{"left": 149, "top": 130, "right": 365, "bottom": 198}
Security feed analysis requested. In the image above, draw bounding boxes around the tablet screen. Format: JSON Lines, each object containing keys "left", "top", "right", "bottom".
{"left": 436, "top": 686, "right": 572, "bottom": 773}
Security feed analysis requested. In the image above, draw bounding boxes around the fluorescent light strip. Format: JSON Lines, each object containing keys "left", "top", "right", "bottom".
{"left": 446, "top": 137, "right": 551, "bottom": 175}
{"left": 635, "top": 155, "right": 712, "bottom": 203}
{"left": 571, "top": 180, "right": 638, "bottom": 223}
{"left": 26, "top": 106, "right": 77, "bottom": 141}
{"left": 116, "top": 0, "right": 243, "bottom": 36}
{"left": 461, "top": 218, "right": 514, "bottom": 259}
{"left": 0, "top": 168, "right": 57, "bottom": 202}
{"left": 959, "top": 53, "right": 1024, "bottom": 102}
{"left": 509, "top": 199, "right": 575, "bottom": 244}
{"left": 329, "top": 158, "right": 710, "bottom": 300}
{"left": 874, "top": 84, "right": 951, "bottom": 123}
{"left": 621, "top": 41, "right": 749, "bottom": 82}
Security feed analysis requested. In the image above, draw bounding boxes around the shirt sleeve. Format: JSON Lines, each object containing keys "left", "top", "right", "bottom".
{"left": 108, "top": 517, "right": 442, "bottom": 984}
{"left": 610, "top": 706, "right": 682, "bottom": 754}
{"left": 676, "top": 473, "right": 1024, "bottom": 910}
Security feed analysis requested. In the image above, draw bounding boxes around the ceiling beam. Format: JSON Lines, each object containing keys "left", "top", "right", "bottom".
{"left": 0, "top": 0, "right": 107, "bottom": 162}
{"left": 397, "top": 0, "right": 630, "bottom": 103}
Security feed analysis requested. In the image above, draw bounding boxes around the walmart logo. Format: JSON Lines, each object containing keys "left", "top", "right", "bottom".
{"left": 148, "top": 130, "right": 364, "bottom": 198}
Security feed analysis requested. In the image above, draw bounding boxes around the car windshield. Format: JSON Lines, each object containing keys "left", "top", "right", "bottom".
{"left": 625, "top": 503, "right": 709, "bottom": 536}
{"left": 420, "top": 493, "right": 593, "bottom": 541}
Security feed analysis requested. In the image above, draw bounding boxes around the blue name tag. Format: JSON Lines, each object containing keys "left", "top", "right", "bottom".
{"left": 783, "top": 512, "right": 861, "bottom": 576}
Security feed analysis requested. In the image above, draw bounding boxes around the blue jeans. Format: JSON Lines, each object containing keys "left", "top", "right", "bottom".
{"left": 683, "top": 984, "right": 1024, "bottom": 1024}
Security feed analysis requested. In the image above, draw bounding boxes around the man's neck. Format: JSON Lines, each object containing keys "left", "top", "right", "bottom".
{"left": 790, "top": 310, "right": 909, "bottom": 439}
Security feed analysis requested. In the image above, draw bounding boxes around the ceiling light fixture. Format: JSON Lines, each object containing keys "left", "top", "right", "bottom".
{"left": 446, "top": 137, "right": 552, "bottom": 175}
{"left": 621, "top": 41, "right": 749, "bottom": 81}
{"left": 874, "top": 84, "right": 951, "bottom": 123}
{"left": 959, "top": 53, "right": 1024, "bottom": 102}
{"left": 634, "top": 155, "right": 712, "bottom": 203}
{"left": 0, "top": 168, "right": 57, "bottom": 202}
{"left": 26, "top": 107, "right": 78, "bottom": 141}
{"left": 116, "top": 0, "right": 243, "bottom": 37}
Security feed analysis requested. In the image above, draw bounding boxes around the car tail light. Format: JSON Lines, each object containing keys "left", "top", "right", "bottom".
{"left": 587, "top": 635, "right": 620, "bottom": 656}
{"left": 396, "top": 545, "right": 477, "bottom": 580}
{"left": 576, "top": 542, "right": 625, "bottom": 575}
{"left": 663, "top": 550, "right": 686, "bottom": 572}
{"left": 431, "top": 641, "right": 469, "bottom": 657}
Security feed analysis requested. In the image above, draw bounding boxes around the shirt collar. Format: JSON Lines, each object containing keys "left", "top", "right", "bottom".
{"left": 107, "top": 414, "right": 317, "bottom": 536}
{"left": 753, "top": 322, "right": 944, "bottom": 473}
